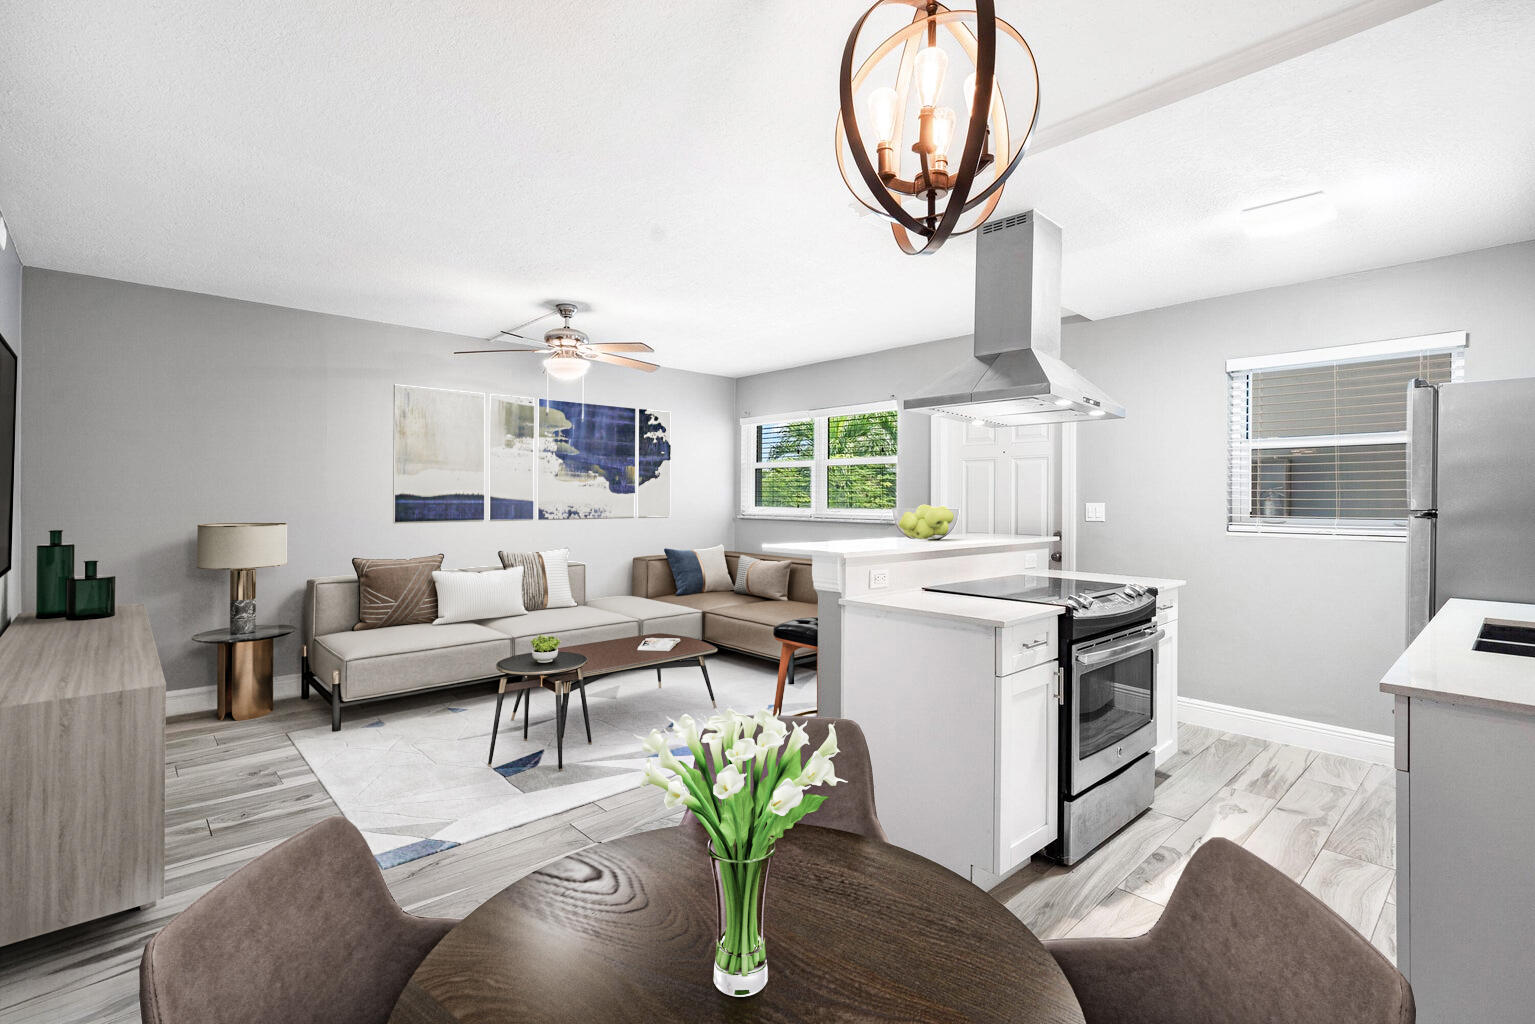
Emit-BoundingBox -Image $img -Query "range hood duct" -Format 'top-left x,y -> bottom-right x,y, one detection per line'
902,211 -> 1125,426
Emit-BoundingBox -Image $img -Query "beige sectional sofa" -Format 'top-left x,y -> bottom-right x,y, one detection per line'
301,562 -> 698,730
630,551 -> 818,662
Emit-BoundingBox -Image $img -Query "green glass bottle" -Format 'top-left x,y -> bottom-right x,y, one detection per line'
37,529 -> 74,619
67,561 -> 116,620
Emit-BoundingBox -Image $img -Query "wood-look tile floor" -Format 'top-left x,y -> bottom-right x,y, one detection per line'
0,693 -> 1395,1024
992,722 -> 1398,965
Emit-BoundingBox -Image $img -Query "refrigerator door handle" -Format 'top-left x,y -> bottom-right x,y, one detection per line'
1407,379 -> 1438,513
1407,512 -> 1436,643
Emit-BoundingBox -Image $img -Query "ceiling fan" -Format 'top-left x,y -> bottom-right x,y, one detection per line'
455,301 -> 657,381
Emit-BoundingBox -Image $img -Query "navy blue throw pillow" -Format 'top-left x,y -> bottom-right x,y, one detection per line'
664,547 -> 705,595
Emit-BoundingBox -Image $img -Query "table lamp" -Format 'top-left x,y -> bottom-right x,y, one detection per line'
197,523 -> 288,634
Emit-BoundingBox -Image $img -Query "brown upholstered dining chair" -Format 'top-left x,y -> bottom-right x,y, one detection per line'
140,816 -> 456,1024
1045,838 -> 1414,1024
680,716 -> 886,842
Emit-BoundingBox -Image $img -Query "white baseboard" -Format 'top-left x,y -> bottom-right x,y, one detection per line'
166,673 -> 304,718
1177,695 -> 1394,766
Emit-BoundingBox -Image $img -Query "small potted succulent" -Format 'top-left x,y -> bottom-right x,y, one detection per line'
530,634 -> 561,664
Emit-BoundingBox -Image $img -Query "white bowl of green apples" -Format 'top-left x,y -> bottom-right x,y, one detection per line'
895,504 -> 958,541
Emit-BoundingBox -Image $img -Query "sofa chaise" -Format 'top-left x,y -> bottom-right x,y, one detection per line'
300,562 -> 697,730
630,551 -> 819,663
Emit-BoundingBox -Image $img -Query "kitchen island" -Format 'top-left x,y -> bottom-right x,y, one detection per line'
1381,598 -> 1535,1024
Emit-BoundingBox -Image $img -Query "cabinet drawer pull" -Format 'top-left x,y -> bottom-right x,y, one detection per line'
1157,603 -> 1174,611
1020,638 -> 1049,650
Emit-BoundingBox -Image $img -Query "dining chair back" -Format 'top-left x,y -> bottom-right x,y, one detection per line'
1045,837 -> 1413,1024
140,816 -> 456,1024
680,716 -> 886,842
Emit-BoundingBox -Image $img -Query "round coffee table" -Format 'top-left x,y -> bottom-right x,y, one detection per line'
192,624 -> 296,721
489,652 -> 589,770
389,826 -> 1085,1023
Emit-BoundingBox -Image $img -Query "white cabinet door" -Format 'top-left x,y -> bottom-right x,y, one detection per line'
1155,619 -> 1179,764
995,660 -> 1059,874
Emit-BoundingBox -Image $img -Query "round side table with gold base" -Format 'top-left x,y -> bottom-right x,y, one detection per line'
192,624 -> 296,720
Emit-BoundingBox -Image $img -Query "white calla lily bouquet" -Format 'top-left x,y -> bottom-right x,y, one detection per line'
638,708 -> 842,994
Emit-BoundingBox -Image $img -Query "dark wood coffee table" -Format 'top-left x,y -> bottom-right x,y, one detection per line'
566,633 -> 717,706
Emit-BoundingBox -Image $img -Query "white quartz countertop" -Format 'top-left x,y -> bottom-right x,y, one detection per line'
761,534 -> 1055,562
841,589 -> 1064,627
1381,598 -> 1535,715
1033,568 -> 1187,591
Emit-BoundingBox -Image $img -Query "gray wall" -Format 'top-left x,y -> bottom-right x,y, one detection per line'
734,335 -> 969,550
0,239 -> 19,625
1065,240 -> 1535,734
20,270 -> 738,691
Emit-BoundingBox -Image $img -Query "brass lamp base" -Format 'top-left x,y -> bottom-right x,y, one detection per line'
215,638 -> 275,720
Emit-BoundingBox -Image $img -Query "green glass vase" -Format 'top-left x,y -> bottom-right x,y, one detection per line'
37,530 -> 74,619
67,561 -> 116,620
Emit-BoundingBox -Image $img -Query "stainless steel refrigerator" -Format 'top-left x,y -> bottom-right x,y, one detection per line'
1407,377 -> 1535,642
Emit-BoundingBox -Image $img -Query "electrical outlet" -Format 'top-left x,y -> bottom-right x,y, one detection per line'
1085,502 -> 1107,523
1023,552 -> 1040,569
869,568 -> 890,589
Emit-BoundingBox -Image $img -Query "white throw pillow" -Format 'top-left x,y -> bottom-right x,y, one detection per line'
539,548 -> 577,609
696,544 -> 733,593
431,567 -> 526,624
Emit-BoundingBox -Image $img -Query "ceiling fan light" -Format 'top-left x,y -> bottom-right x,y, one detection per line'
543,354 -> 590,382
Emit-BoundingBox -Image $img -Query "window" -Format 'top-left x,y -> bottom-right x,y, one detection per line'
1227,333 -> 1465,537
741,403 -> 899,519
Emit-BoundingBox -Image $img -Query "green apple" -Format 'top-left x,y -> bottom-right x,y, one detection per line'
898,511 -> 918,533
914,519 -> 935,538
935,521 -> 950,535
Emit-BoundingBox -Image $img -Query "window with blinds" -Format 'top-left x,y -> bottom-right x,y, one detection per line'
741,403 -> 899,518
1227,334 -> 1466,537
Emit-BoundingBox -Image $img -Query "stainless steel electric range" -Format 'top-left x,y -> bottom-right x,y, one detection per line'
925,575 -> 1162,865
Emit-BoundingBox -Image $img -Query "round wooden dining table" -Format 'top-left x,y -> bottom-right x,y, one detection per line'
388,825 -> 1085,1024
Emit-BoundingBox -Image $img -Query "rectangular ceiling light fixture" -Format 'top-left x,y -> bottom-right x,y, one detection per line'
1239,190 -> 1336,237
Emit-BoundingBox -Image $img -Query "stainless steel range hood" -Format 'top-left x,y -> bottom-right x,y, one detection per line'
902,211 -> 1124,426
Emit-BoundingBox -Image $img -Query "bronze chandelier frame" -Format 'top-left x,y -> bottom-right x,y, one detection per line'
837,0 -> 1040,255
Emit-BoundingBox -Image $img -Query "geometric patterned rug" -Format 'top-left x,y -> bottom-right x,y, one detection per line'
288,654 -> 814,868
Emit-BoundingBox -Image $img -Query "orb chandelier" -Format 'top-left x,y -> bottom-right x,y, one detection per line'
836,0 -> 1039,255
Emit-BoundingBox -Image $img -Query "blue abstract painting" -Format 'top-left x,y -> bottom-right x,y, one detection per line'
637,409 -> 671,517
394,385 -> 485,521
538,400 -> 637,519
488,395 -> 537,520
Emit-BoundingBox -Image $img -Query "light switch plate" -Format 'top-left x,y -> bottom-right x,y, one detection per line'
869,568 -> 890,589
1085,502 -> 1107,522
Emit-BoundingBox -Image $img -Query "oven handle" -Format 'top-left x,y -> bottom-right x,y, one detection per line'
1074,628 -> 1165,668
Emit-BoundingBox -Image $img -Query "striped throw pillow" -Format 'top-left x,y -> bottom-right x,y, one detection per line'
734,555 -> 792,600
351,554 -> 444,630
498,550 -> 548,610
432,567 -> 526,624
540,548 -> 577,609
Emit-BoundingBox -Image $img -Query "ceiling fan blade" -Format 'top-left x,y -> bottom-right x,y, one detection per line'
454,348 -> 547,355
591,353 -> 659,372
587,342 -> 655,353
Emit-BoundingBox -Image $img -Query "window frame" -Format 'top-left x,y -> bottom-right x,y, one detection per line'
739,401 -> 899,522
1225,332 -> 1466,540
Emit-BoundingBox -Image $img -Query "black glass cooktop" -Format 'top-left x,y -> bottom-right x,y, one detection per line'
924,575 -> 1136,606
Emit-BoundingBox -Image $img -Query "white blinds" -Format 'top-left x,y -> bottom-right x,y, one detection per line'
1227,336 -> 1465,536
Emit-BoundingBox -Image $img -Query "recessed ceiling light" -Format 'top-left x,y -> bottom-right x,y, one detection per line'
1239,191 -> 1335,237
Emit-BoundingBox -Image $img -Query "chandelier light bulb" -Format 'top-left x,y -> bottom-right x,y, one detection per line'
913,45 -> 948,108
543,354 -> 590,382
930,106 -> 957,161
868,86 -> 899,143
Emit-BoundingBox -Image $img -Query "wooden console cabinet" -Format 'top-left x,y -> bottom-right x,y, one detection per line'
0,605 -> 165,946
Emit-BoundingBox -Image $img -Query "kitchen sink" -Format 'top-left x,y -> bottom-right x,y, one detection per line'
1473,618 -> 1535,658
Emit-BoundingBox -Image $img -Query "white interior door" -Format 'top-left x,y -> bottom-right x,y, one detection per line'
932,417 -> 1068,565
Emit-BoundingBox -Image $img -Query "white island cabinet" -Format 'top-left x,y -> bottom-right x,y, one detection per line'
839,590 -> 1063,883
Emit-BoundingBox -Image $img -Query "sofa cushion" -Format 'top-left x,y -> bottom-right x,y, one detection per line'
704,600 -> 819,659
587,595 -> 703,639
311,623 -> 509,701
707,599 -> 819,628
351,554 -> 444,630
654,592 -> 762,612
479,605 -> 640,654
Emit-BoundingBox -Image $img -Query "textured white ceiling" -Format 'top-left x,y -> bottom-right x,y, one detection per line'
0,0 -> 1530,377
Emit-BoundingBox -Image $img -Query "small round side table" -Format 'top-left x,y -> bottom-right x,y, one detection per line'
192,624 -> 295,721
490,652 -> 589,769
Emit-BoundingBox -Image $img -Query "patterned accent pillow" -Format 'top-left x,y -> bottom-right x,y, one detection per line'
498,550 -> 548,611
734,555 -> 792,600
351,554 -> 444,630
665,545 -> 733,595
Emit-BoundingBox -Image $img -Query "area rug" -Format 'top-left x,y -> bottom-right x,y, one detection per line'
288,654 -> 815,867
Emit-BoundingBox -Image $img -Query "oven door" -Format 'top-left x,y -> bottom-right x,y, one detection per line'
1067,623 -> 1163,794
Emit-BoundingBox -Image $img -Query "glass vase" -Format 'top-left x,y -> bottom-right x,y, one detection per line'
709,841 -> 773,998
36,530 -> 74,619
67,561 -> 116,620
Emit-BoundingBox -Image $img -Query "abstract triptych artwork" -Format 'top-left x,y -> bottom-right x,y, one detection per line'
392,385 -> 670,522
